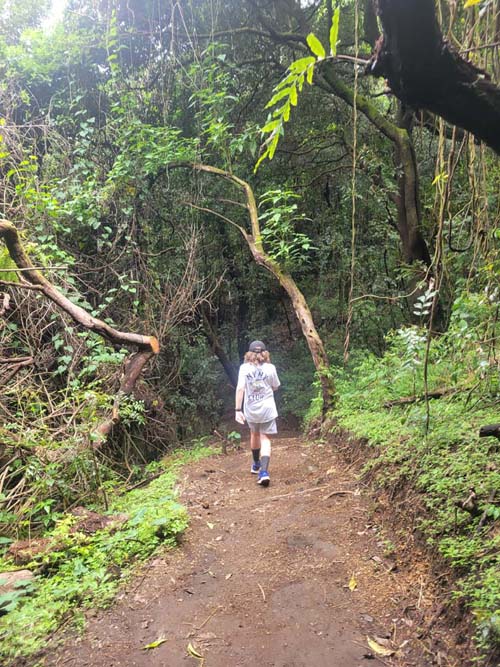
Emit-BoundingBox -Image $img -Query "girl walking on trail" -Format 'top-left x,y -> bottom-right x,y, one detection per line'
235,340 -> 280,487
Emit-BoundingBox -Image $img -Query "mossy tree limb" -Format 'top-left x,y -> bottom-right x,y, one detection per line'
369,0 -> 500,155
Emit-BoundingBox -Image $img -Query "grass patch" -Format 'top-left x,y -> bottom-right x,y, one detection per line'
0,443 -> 214,663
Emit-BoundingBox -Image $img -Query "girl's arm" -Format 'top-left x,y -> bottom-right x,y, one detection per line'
235,367 -> 246,422
235,387 -> 245,411
271,366 -> 281,391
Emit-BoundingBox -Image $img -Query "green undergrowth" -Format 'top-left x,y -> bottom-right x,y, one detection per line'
316,292 -> 500,658
0,443 -> 214,663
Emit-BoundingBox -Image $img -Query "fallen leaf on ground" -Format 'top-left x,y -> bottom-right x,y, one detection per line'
366,636 -> 395,657
374,635 -> 392,647
348,573 -> 357,591
142,636 -> 167,650
206,522 -> 214,529
225,573 -> 232,579
187,642 -> 204,659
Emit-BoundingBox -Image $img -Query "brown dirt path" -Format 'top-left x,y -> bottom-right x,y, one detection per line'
46,435 -> 453,667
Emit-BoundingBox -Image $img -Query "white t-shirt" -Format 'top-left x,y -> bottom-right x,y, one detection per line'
237,362 -> 280,423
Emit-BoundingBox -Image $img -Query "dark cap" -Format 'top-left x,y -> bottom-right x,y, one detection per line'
249,340 -> 266,353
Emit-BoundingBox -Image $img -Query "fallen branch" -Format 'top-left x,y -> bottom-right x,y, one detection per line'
196,606 -> 221,631
479,424 -> 500,441
475,490 -> 498,534
0,356 -> 33,364
455,487 -> 481,518
0,357 -> 35,385
323,490 -> 355,500
0,220 -> 159,447
384,388 -> 457,408
269,485 -> 329,502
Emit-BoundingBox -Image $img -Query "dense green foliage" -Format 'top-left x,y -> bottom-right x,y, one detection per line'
313,290 -> 499,652
0,0 -> 498,662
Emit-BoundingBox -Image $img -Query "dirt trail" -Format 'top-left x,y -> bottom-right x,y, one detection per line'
47,435 -> 454,667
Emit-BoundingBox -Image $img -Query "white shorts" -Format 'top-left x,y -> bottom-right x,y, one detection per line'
247,419 -> 277,435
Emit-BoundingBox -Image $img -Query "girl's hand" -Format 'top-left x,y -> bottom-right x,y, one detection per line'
235,410 -> 246,424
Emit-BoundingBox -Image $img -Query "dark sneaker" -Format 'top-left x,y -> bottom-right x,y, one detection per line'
257,470 -> 270,487
251,462 -> 261,474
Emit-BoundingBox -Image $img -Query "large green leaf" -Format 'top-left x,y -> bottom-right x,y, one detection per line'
268,133 -> 280,160
289,56 -> 316,74
142,637 -> 168,650
306,33 -> 326,59
330,6 -> 340,56
261,118 -> 281,134
265,87 -> 292,108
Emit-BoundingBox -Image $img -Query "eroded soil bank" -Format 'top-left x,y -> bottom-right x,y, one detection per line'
45,435 -> 465,667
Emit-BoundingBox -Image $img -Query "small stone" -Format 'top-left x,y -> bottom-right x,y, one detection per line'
0,569 -> 34,595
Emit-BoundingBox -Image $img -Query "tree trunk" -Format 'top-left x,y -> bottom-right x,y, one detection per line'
363,0 -> 379,47
394,106 -> 431,267
251,248 -> 336,417
369,0 -> 500,155
200,307 -> 239,388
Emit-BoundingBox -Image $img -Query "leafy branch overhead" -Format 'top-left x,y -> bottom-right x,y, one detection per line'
255,7 -> 340,171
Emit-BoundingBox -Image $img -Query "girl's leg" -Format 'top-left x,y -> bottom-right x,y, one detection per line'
259,434 -> 272,473
250,431 -> 261,451
250,431 -> 261,472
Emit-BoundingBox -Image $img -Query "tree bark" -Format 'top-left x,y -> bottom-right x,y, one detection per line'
369,0 -> 500,155
384,387 -> 456,407
394,105 -> 431,267
251,249 -> 336,416
0,220 -> 159,446
363,0 -> 379,47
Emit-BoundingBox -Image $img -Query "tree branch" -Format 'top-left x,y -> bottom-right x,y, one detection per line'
0,220 -> 159,447
196,26 -> 306,45
368,0 -> 500,154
